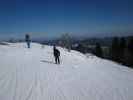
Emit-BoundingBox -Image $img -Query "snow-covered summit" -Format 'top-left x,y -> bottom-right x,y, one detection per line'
0,43 -> 133,100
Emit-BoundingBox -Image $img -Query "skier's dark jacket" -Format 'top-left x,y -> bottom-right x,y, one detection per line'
54,47 -> 60,57
25,34 -> 30,42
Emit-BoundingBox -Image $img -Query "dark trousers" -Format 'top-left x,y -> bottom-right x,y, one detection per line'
27,42 -> 30,48
55,56 -> 60,64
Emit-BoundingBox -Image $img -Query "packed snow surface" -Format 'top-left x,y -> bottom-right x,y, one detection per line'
0,43 -> 133,100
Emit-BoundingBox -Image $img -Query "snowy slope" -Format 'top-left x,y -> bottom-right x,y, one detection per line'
0,43 -> 133,100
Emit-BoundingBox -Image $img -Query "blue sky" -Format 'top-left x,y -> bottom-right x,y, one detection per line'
0,0 -> 133,39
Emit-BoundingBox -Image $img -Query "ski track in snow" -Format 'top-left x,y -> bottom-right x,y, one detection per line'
0,43 -> 133,100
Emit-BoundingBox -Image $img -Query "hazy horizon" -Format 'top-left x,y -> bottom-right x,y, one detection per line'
0,0 -> 133,40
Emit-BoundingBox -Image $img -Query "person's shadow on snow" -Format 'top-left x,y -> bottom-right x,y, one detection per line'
40,60 -> 56,64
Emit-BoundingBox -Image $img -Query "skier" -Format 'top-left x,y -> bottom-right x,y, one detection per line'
53,46 -> 60,64
25,34 -> 31,48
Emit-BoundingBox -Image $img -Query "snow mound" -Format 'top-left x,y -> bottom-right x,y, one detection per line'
0,42 -> 133,100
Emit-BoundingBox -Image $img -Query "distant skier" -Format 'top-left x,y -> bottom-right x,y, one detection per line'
25,34 -> 31,48
53,46 -> 60,64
